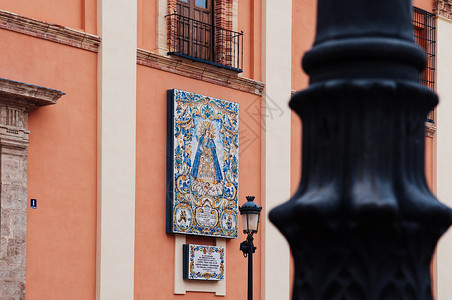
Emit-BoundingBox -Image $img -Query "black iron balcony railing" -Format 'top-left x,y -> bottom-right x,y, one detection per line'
412,7 -> 436,123
166,13 -> 243,72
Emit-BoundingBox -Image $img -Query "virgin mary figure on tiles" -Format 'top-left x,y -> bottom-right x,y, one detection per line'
191,121 -> 223,197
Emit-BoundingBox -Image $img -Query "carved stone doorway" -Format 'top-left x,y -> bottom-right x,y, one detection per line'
0,78 -> 64,299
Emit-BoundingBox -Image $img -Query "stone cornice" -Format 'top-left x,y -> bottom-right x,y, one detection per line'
434,0 -> 452,20
137,49 -> 265,96
0,10 -> 100,52
425,121 -> 436,138
0,77 -> 65,110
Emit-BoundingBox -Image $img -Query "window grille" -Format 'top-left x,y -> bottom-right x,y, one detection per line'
166,14 -> 244,72
412,6 -> 436,123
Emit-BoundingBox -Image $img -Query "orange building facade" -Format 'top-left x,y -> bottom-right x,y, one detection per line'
0,0 -> 451,299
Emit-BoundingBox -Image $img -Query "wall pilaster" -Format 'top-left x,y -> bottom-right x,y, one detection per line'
96,0 -> 137,298
434,13 -> 452,300
261,0 -> 292,299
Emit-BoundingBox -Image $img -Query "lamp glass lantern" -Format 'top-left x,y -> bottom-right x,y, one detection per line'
239,196 -> 262,234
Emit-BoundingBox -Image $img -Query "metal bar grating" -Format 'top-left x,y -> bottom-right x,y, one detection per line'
166,13 -> 243,72
412,6 -> 436,123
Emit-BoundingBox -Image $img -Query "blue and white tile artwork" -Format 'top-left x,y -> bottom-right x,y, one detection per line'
168,89 -> 239,238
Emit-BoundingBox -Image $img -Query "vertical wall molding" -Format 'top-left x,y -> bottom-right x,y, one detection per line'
261,0 -> 292,299
434,15 -> 452,300
156,0 -> 169,55
96,0 -> 137,299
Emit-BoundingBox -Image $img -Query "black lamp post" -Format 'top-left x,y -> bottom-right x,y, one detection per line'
269,0 -> 452,299
239,196 -> 262,300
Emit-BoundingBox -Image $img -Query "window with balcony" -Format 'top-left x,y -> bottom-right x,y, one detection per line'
166,0 -> 243,72
412,6 -> 436,123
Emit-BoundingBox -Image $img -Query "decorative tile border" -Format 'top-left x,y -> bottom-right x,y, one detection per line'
0,10 -> 100,52
137,49 -> 265,95
434,0 -> 452,20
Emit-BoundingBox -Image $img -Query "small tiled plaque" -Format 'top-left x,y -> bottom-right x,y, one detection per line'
183,244 -> 225,281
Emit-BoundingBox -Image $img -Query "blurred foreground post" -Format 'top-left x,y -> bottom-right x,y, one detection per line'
269,0 -> 452,299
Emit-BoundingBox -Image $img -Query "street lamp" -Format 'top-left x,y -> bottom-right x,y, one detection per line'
239,196 -> 262,300
268,0 -> 452,298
